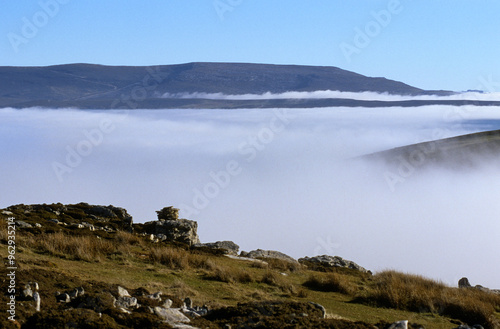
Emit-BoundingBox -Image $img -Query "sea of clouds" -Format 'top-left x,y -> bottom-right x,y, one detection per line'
1,105 -> 499,288
162,90 -> 500,102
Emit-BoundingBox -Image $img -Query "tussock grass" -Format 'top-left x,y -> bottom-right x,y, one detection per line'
21,232 -> 116,262
361,270 -> 500,329
149,245 -> 214,271
209,265 -> 254,284
303,272 -> 358,295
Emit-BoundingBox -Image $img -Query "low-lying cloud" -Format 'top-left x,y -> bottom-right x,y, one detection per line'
162,90 -> 500,102
1,106 -> 499,289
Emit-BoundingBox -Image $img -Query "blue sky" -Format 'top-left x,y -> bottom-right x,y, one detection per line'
1,1 -> 500,92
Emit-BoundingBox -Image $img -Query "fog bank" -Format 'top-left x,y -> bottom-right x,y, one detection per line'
1,106 -> 499,289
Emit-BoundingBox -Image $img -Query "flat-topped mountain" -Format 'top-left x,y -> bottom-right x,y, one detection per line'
0,62 -> 461,109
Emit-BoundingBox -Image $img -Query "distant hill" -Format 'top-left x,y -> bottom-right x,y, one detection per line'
363,129 -> 500,169
0,62 -> 477,109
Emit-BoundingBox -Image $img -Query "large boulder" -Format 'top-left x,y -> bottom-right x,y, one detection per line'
156,206 -> 179,221
458,277 -> 472,288
144,208 -> 200,246
299,255 -> 370,273
240,249 -> 298,263
193,241 -> 240,255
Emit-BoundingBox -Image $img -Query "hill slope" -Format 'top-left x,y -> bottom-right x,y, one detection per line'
363,129 -> 500,169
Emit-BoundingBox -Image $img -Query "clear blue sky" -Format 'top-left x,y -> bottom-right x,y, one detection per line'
1,1 -> 499,92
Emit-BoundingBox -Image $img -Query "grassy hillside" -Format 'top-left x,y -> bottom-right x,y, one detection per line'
1,204 -> 499,328
363,129 -> 500,169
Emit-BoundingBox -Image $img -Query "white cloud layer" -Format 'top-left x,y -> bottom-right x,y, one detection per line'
162,90 -> 500,102
1,106 -> 500,289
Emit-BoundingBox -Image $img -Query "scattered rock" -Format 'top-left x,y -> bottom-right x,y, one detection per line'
458,277 -> 500,294
240,249 -> 298,263
1,210 -> 14,215
117,286 -> 130,297
299,255 -> 370,273
33,292 -> 41,312
147,291 -> 162,301
194,241 -> 240,255
15,220 -> 32,228
154,307 -> 191,324
388,320 -> 408,329
56,293 -> 71,303
114,296 -> 138,309
21,282 -> 39,300
163,299 -> 173,308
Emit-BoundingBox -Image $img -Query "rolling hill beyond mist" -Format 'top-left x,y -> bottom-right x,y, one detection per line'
0,62 -> 468,109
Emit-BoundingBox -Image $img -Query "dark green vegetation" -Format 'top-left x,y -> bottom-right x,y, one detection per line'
1,203 -> 499,328
0,62 -> 481,109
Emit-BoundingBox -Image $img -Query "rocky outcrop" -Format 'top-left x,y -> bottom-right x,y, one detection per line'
143,218 -> 200,246
240,249 -> 298,263
193,241 -> 240,255
143,207 -> 200,246
458,277 -> 500,295
459,277 -> 472,288
2,203 -> 134,232
299,255 -> 370,274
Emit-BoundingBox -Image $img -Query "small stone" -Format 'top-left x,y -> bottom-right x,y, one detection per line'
163,299 -> 173,308
184,297 -> 192,309
117,286 -> 130,297
147,291 -> 162,301
57,293 -> 71,303
33,292 -> 41,312
389,320 -> 408,329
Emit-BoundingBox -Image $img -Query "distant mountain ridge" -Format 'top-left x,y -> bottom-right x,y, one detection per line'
0,62 -> 490,109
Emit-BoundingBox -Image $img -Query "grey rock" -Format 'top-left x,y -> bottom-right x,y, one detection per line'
115,296 -> 138,309
117,286 -> 130,297
147,291 -> 162,301
154,307 -> 191,323
35,223 -> 42,228
388,320 -> 408,329
163,299 -> 173,308
224,254 -> 268,265
47,218 -> 59,224
144,218 -> 200,246
299,255 -> 370,273
21,286 -> 33,299
2,210 -> 14,215
15,220 -> 32,228
57,293 -> 71,303
156,206 -> 179,221
308,302 -> 326,319
240,249 -> 298,263
458,277 -> 472,288
194,241 -> 240,256
33,292 -> 41,312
